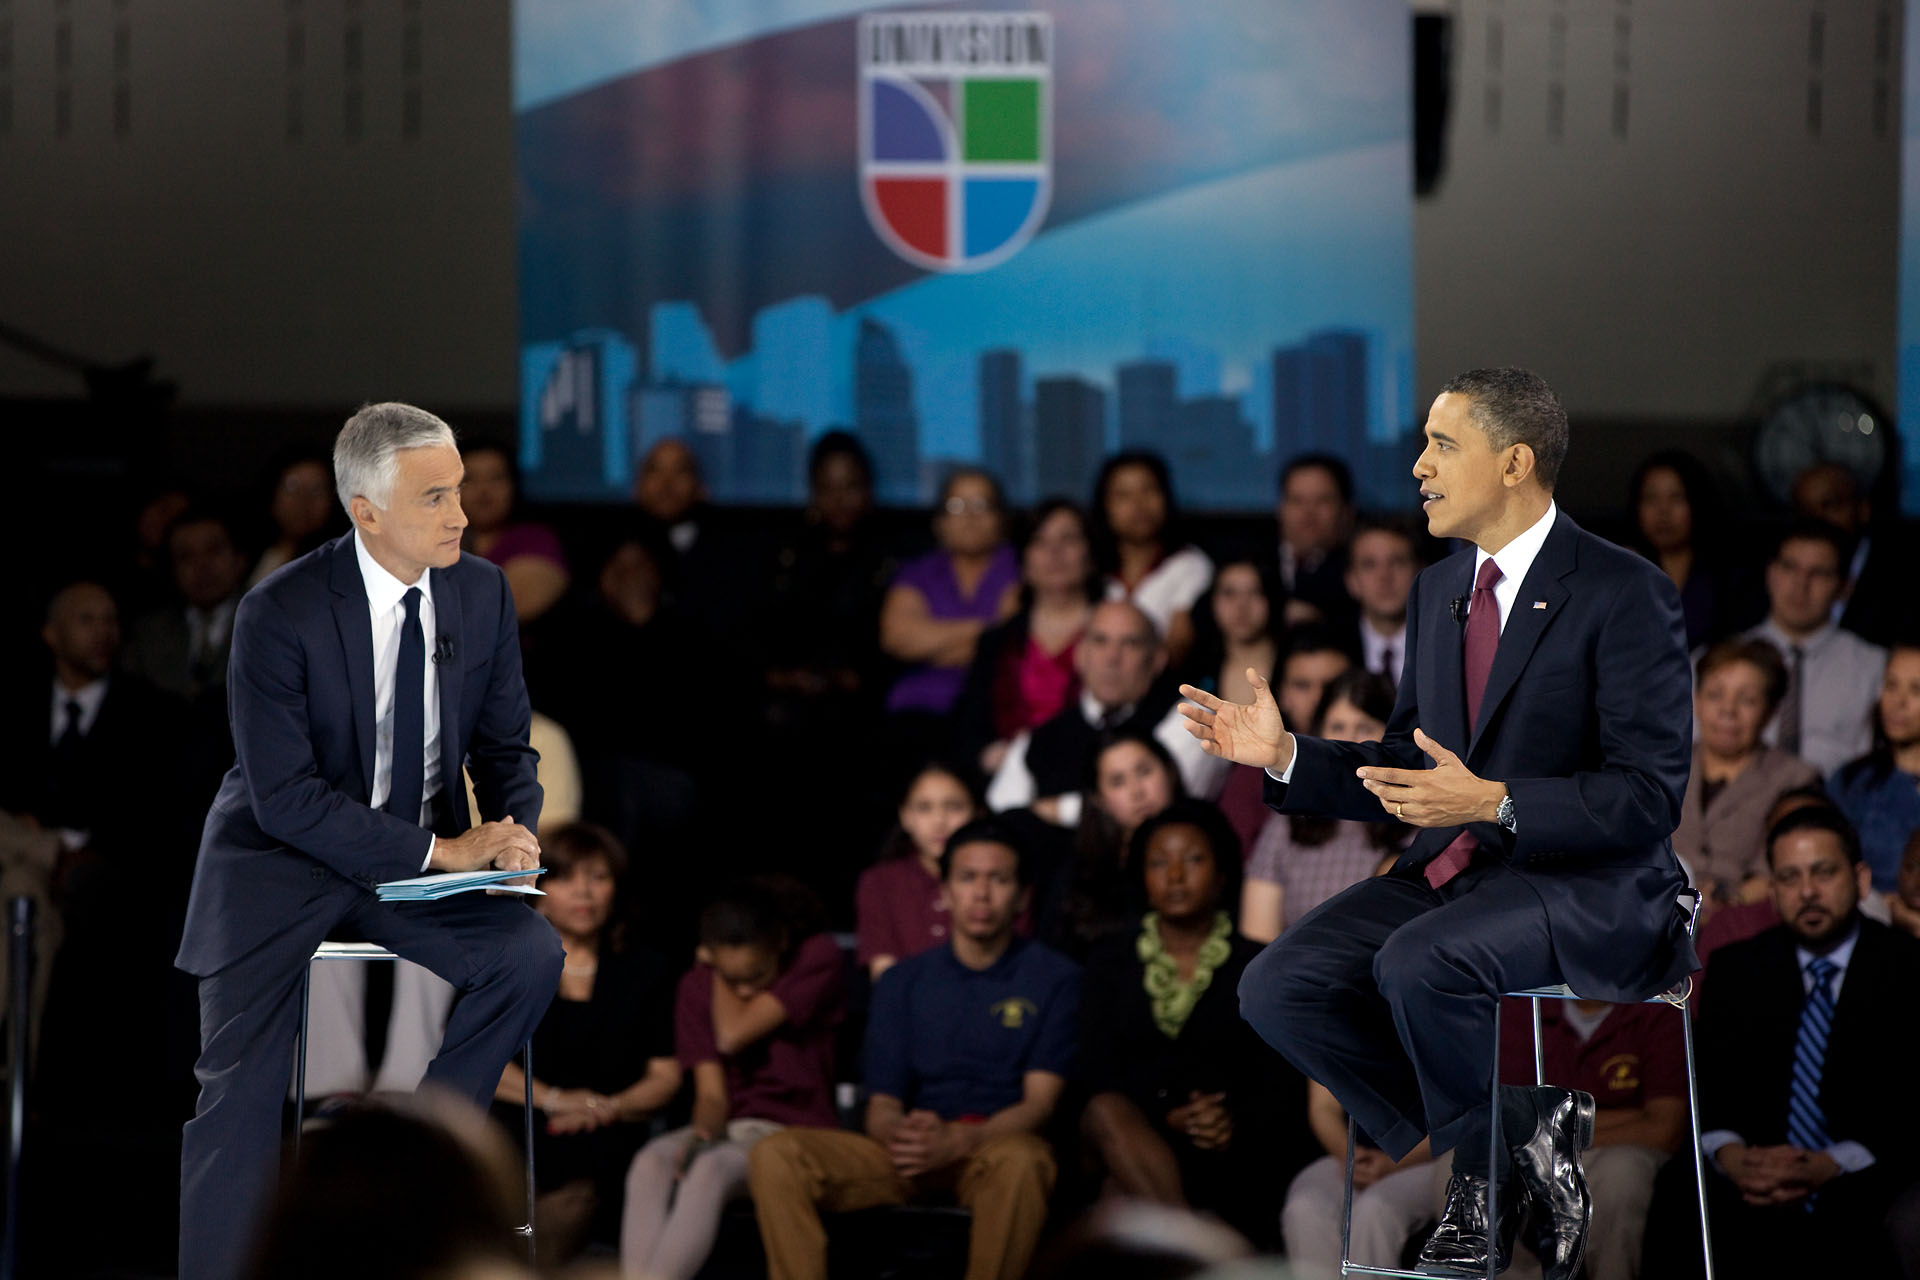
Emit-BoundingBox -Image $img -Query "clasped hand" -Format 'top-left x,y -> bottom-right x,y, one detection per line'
1165,1091 -> 1233,1150
1718,1143 -> 1840,1205
430,815 -> 541,890
887,1109 -> 968,1177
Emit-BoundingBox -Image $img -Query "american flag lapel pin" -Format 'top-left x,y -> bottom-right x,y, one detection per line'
1532,601 -> 1547,610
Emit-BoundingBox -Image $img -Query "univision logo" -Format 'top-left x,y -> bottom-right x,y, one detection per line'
858,11 -> 1053,274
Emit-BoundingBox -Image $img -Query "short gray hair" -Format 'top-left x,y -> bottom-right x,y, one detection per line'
333,402 -> 457,514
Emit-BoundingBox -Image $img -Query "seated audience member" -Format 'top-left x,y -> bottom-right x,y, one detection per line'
1743,519 -> 1886,775
1184,555 -> 1285,852
1078,802 -> 1299,1247
122,506 -> 249,706
1275,625 -> 1355,731
1241,670 -> 1408,944
1889,827 -> 1920,942
1274,452 -> 1358,627
1790,460 -> 1907,647
1829,643 -> 1920,893
632,437 -> 755,633
248,1091 -> 531,1280
748,820 -> 1078,1280
460,441 -> 570,626
988,600 -> 1226,823
1283,1082 -> 1434,1280
857,763 -> 987,981
1039,733 -> 1184,960
1091,451 -> 1213,664
1491,997 -> 1688,1280
1627,451 -> 1736,650
1689,786 -> 1830,981
1642,807 -> 1920,1279
247,452 -> 342,587
1344,517 -> 1420,685
881,467 -> 1020,727
1675,639 -> 1819,910
489,824 -> 679,1261
955,499 -> 1098,778
623,878 -> 845,1280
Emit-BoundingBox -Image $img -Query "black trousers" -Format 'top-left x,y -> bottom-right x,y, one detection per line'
1237,863 -> 1560,1174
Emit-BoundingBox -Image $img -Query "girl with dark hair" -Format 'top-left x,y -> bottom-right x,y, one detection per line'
1076,799 -> 1296,1248
619,877 -> 844,1280
491,823 -> 681,1260
248,452 -> 344,587
1090,451 -> 1213,665
1829,644 -> 1920,892
1240,670 -> 1409,942
1628,449 -> 1733,648
1183,554 -> 1286,709
1039,732 -> 1186,959
954,498 -> 1101,776
461,440 -> 571,624
855,762 -> 986,981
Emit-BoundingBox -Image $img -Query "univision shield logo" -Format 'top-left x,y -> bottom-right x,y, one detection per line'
858,11 -> 1053,273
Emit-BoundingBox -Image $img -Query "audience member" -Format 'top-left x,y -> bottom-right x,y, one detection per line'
1889,828 -> 1920,942
1077,802 -> 1299,1247
987,600 -> 1225,825
1643,807 -> 1920,1279
119,481 -> 191,617
1274,625 -> 1355,734
1674,639 -> 1819,910
621,878 -> 845,1280
1240,670 -> 1408,944
1091,452 -> 1214,664
1274,453 -> 1357,627
880,467 -> 1020,730
1344,518 -> 1420,685
460,442 -> 570,626
1743,520 -> 1885,775
122,506 -> 249,705
955,498 -> 1099,779
1627,451 -> 1736,649
1828,643 -> 1920,893
1038,732 -> 1184,959
633,437 -> 754,636
748,819 -> 1078,1280
1184,555 -> 1284,709
1283,1080 -> 1433,1279
857,763 -> 987,981
1790,460 -> 1908,647
1491,997 -> 1688,1280
247,452 -> 342,587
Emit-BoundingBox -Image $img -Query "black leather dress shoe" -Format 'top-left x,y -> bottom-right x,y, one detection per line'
1416,1171 -> 1519,1276
1509,1086 -> 1596,1280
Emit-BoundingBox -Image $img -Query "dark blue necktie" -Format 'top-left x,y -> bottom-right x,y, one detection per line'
1786,956 -> 1837,1208
385,587 -> 424,823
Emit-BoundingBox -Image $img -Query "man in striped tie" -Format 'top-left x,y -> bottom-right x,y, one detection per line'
1644,805 -> 1920,1277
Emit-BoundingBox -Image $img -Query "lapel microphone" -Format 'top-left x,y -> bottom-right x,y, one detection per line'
1449,596 -> 1467,625
432,636 -> 454,665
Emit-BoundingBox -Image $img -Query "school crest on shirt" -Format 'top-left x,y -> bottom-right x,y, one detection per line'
858,10 -> 1053,272
990,997 -> 1038,1029
1602,1053 -> 1641,1093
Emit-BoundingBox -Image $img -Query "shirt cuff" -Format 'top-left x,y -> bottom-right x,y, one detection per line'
1263,734 -> 1300,784
1825,1140 -> 1875,1174
421,835 -> 435,873
1700,1130 -> 1742,1172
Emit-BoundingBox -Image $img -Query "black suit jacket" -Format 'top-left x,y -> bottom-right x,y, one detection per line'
176,535 -> 541,975
1267,509 -> 1697,1001
1697,919 -> 1920,1180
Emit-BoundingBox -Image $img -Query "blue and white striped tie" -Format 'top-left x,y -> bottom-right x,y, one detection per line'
1786,956 -> 1837,1207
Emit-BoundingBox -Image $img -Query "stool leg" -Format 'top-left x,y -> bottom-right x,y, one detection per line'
1340,1114 -> 1357,1275
1679,1001 -> 1714,1280
521,1040 -> 536,1265
294,960 -> 312,1162
1531,997 -> 1545,1087
1486,998 -> 1501,1280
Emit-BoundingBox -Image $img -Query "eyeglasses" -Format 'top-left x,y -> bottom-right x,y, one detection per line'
943,498 -> 998,516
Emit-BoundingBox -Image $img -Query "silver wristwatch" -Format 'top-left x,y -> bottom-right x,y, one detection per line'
1495,793 -> 1517,833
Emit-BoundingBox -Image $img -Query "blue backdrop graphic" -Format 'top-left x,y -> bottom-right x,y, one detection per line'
516,0 -> 1415,511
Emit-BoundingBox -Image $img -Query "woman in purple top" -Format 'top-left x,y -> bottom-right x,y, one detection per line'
620,879 -> 845,1280
855,763 -> 984,982
460,441 -> 570,624
880,468 -> 1020,717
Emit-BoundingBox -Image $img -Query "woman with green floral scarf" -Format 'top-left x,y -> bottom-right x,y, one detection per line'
1075,799 -> 1311,1249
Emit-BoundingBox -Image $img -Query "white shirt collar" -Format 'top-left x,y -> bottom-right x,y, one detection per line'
1474,500 -> 1557,592
1757,616 -> 1838,656
50,677 -> 109,740
1080,688 -> 1138,726
353,529 -> 435,614
1796,920 -> 1860,992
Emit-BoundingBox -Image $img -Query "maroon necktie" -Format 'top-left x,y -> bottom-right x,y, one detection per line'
1424,558 -> 1504,889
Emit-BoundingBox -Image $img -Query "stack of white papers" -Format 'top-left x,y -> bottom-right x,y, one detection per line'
376,868 -> 547,901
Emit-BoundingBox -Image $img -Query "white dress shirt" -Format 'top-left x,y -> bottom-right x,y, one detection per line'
1360,619 -> 1408,682
1744,618 -> 1885,777
48,678 -> 108,742
987,689 -> 1230,824
354,532 -> 444,868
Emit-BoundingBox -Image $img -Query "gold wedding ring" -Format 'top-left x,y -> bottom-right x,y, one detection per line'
1396,803 -> 1404,818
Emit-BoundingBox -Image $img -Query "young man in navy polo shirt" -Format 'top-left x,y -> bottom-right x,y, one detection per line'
749,817 -> 1080,1280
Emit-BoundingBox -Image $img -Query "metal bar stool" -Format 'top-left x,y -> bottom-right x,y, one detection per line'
1339,892 -> 1715,1279
294,940 -> 537,1265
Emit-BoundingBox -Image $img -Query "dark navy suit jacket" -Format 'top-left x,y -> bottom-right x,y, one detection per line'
176,534 -> 541,976
1268,509 -> 1697,1002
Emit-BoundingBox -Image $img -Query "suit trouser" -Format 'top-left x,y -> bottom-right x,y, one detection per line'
747,1127 -> 1055,1280
178,885 -> 563,1280
1238,864 -> 1559,1175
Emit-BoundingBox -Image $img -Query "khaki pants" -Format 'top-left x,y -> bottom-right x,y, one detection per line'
748,1127 -> 1055,1280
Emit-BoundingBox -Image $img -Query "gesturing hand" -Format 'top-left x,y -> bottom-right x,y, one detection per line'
1177,669 -> 1290,772
1355,728 -> 1504,828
